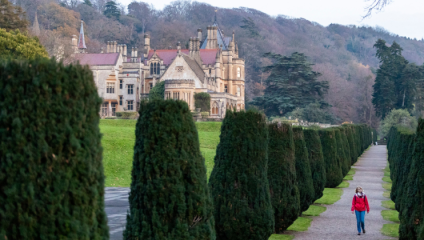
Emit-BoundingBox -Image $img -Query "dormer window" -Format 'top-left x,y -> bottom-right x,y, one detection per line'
150,62 -> 161,75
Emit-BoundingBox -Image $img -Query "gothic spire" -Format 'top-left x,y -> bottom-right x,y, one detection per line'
32,12 -> 40,36
78,20 -> 87,50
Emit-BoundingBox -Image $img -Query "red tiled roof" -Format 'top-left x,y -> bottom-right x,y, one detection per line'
74,53 -> 119,66
147,49 -> 218,66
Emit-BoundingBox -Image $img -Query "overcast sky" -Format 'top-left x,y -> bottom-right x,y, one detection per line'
117,0 -> 423,39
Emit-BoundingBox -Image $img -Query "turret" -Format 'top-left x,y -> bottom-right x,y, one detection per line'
77,20 -> 87,53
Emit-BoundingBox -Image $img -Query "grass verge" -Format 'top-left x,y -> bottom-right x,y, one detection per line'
287,217 -> 312,232
381,223 -> 400,238
382,176 -> 392,183
314,188 -> 343,205
343,175 -> 353,181
303,205 -> 326,216
382,210 -> 399,222
382,200 -> 395,210
383,182 -> 392,191
268,234 -> 294,240
383,191 -> 390,198
337,181 -> 349,188
348,168 -> 356,175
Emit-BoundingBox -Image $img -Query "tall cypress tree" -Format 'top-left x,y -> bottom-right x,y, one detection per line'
304,129 -> 326,201
0,58 -> 108,239
319,129 -> 343,188
395,133 -> 415,212
343,125 -> 357,165
209,111 -> 274,240
341,128 -> 352,170
293,127 -> 314,213
267,123 -> 300,233
334,128 -> 349,176
124,100 -> 215,240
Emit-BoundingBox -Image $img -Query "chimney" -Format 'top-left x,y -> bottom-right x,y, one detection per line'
144,34 -> 150,47
123,44 -> 127,56
197,28 -> 202,41
106,41 -> 110,53
71,35 -> 77,53
177,42 -> 181,53
113,41 -> 117,53
189,37 -> 193,55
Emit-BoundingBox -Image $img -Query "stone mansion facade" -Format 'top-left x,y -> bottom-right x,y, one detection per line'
72,18 -> 245,119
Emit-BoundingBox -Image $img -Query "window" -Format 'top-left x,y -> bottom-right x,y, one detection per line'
101,102 -> 108,116
119,96 -> 123,105
120,80 -> 123,89
165,92 -> 171,99
127,100 -> 133,110
156,63 -> 160,75
173,92 -> 179,100
111,103 -> 116,116
209,68 -> 211,75
237,87 -> 241,97
150,63 -> 154,75
149,83 -> 153,91
128,84 -> 133,94
106,82 -> 115,94
237,67 -> 241,78
224,85 -> 228,93
212,102 -> 218,115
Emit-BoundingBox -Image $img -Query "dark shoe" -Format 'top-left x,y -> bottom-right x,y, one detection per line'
358,233 -> 361,235
363,229 -> 366,234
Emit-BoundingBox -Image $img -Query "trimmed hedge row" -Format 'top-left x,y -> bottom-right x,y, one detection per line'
387,121 -> 424,240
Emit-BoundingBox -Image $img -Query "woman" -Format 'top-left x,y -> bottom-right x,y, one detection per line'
351,186 -> 370,235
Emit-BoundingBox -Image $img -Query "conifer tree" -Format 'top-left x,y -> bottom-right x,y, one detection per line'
0,58 -> 108,239
0,0 -> 28,32
334,128 -> 349,176
124,100 -> 215,240
209,111 -> 274,240
267,123 -> 300,233
293,127 -> 314,212
319,129 -> 343,188
399,119 -> 424,240
344,125 -> 357,164
304,129 -> 326,201
341,128 -> 352,170
395,133 -> 415,212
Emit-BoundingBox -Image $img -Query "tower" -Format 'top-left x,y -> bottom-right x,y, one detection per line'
78,20 -> 87,53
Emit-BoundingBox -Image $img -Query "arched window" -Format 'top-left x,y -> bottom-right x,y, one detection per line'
153,63 -> 157,75
156,63 -> 160,75
237,67 -> 241,78
212,102 -> 218,115
150,63 -> 153,75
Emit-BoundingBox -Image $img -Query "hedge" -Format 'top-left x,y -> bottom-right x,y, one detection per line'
319,129 -> 343,188
194,92 -> 211,112
0,58 -> 108,239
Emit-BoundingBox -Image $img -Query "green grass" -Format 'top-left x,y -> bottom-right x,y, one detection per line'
268,234 -> 294,240
343,175 -> 353,180
348,168 -> 356,175
314,188 -> 343,205
101,120 -> 221,187
337,181 -> 349,188
287,217 -> 312,232
382,176 -> 392,183
382,210 -> 399,222
383,191 -> 391,198
303,205 -> 326,216
381,223 -> 400,238
384,170 -> 390,177
382,200 -> 395,210
383,182 -> 392,191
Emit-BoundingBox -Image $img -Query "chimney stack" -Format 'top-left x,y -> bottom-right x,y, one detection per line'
177,42 -> 181,53
197,28 -> 202,41
71,35 -> 77,53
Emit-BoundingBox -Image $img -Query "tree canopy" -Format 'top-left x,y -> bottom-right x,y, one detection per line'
0,0 -> 29,32
0,29 -> 49,60
103,1 -> 120,19
251,52 -> 329,117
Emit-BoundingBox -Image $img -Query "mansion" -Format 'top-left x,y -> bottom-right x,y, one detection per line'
72,18 -> 245,119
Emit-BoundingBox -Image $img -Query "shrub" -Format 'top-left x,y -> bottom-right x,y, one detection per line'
209,110 -> 274,240
319,129 -> 343,188
334,128 -> 349,176
380,109 -> 417,137
194,92 -> 211,112
201,111 -> 209,118
341,127 -> 352,168
149,81 -> 165,100
124,100 -> 215,239
267,123 -> 300,233
0,58 -> 108,239
0,29 -> 48,60
343,125 -> 357,165
116,111 -> 138,119
304,129 -> 326,201
293,127 -> 314,213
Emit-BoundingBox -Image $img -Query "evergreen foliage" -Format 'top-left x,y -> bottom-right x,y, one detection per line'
267,123 -> 300,233
104,1 -> 121,19
340,128 -> 352,172
372,128 -> 378,144
286,102 -> 335,124
380,108 -> 417,137
0,58 -> 108,239
0,0 -> 28,32
124,100 -> 215,240
0,29 -> 48,60
209,110 -> 274,240
343,125 -> 357,164
293,127 -> 314,212
250,52 -> 329,116
83,0 -> 93,7
149,81 -> 165,100
303,129 -> 326,202
398,119 -> 424,240
319,129 -> 343,188
334,128 -> 349,176
194,92 -> 211,112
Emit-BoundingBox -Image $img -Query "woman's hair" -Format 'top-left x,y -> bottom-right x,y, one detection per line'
355,186 -> 363,193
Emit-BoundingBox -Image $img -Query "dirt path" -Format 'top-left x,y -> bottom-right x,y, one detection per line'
293,146 -> 396,240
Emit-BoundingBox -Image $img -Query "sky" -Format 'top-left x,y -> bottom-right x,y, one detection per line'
117,0 -> 424,39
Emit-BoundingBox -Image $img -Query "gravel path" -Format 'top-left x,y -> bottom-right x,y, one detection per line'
105,187 -> 129,240
293,145 -> 396,240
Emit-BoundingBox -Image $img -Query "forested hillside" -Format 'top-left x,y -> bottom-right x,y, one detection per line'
11,0 -> 424,125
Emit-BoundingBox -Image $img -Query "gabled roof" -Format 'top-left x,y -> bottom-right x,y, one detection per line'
182,55 -> 205,83
147,49 -> 218,66
74,53 -> 119,66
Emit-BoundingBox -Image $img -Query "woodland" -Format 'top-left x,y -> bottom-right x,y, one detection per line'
7,0 -> 424,126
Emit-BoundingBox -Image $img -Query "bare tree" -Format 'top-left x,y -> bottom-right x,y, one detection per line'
363,0 -> 392,18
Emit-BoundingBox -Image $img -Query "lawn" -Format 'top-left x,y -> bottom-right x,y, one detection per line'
381,223 -> 400,238
382,210 -> 399,222
382,200 -> 395,210
303,205 -> 327,216
381,162 -> 400,238
100,119 -> 221,187
314,188 -> 343,205
337,181 -> 349,188
287,217 -> 313,231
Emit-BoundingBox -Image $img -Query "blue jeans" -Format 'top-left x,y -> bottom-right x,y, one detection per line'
355,210 -> 365,233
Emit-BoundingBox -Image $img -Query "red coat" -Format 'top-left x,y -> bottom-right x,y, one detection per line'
351,194 -> 370,212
